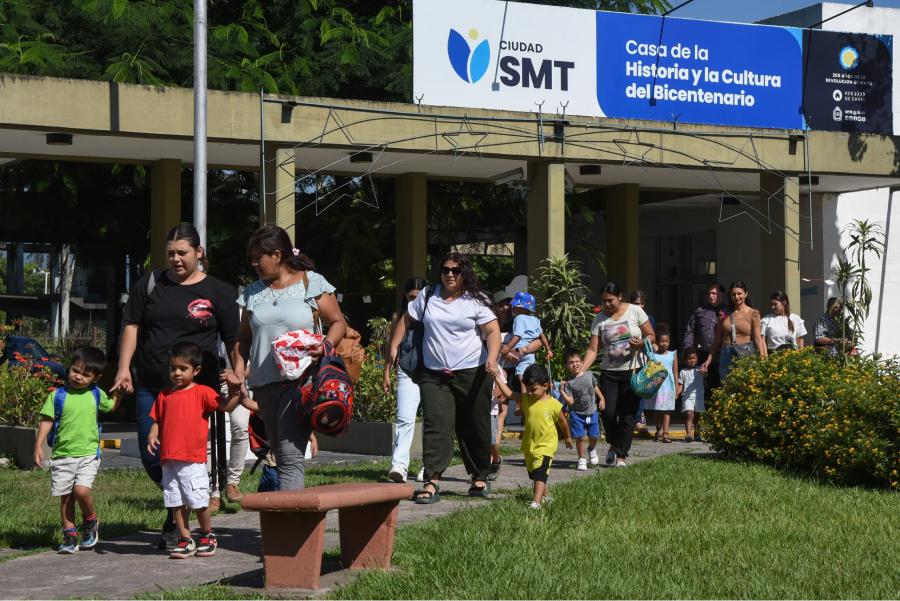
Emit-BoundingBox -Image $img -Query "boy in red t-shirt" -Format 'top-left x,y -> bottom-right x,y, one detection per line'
147,342 -> 239,559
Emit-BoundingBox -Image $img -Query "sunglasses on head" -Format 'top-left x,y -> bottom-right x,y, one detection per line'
440,266 -> 462,276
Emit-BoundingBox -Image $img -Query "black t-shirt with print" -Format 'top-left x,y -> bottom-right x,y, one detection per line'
123,271 -> 240,390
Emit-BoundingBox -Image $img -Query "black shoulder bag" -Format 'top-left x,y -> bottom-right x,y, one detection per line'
398,286 -> 435,383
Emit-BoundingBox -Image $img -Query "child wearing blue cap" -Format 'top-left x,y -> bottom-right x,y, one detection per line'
499,291 -> 553,391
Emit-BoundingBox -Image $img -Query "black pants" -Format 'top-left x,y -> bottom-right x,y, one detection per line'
420,365 -> 493,481
600,370 -> 641,458
697,349 -> 721,404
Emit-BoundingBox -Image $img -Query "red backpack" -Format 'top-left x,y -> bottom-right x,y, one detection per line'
297,353 -> 354,436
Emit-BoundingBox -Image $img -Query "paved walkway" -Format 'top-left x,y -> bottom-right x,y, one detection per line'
0,438 -> 710,599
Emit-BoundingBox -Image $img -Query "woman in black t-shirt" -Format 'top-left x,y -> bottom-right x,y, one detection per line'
112,223 -> 240,548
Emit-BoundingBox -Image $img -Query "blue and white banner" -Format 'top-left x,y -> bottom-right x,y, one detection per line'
412,0 -> 893,132
595,12 -> 803,129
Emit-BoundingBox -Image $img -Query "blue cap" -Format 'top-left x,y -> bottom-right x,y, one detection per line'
510,291 -> 536,312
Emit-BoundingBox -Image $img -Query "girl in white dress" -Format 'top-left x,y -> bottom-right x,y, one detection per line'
647,324 -> 678,443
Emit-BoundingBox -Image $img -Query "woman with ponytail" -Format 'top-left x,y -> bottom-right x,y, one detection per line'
761,291 -> 807,351
113,223 -> 241,549
236,224 -> 347,491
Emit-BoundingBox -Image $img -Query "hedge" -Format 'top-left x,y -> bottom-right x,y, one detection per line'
704,348 -> 900,489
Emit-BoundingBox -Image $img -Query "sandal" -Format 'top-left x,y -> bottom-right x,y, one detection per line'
654,430 -> 661,441
467,481 -> 491,498
413,481 -> 441,504
662,433 -> 672,443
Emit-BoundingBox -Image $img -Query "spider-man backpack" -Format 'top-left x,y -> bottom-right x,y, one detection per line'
297,352 -> 354,436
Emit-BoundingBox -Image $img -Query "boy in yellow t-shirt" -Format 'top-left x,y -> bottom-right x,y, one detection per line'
33,347 -> 120,554
492,364 -> 572,509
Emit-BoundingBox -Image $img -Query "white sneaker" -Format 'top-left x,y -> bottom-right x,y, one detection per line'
615,459 -> 627,468
528,501 -> 542,510
416,467 -> 425,482
541,495 -> 553,506
576,457 -> 588,471
588,449 -> 600,466
387,467 -> 407,483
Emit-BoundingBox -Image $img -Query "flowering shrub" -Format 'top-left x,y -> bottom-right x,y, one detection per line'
705,348 -> 900,489
0,351 -> 61,428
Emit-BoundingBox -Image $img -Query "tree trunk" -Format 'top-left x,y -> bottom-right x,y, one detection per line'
59,245 -> 75,338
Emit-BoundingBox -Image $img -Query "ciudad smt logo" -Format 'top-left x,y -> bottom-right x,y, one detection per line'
447,26 -> 575,90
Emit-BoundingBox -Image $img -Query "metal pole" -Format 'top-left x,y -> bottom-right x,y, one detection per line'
193,0 -> 208,249
259,88 -> 266,224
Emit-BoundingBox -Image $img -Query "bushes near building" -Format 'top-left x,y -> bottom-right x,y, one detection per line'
705,348 -> 900,489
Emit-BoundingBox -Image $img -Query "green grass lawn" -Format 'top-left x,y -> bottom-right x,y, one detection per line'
0,457 -> 393,557
330,454 -> 899,600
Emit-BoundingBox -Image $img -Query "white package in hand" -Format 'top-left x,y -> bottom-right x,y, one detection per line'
271,329 -> 325,380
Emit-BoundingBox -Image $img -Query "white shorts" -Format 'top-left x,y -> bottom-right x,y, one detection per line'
682,393 -> 705,413
50,455 -> 100,496
162,460 -> 210,509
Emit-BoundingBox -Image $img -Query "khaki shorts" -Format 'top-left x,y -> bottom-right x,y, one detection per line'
162,460 -> 210,509
50,455 -> 100,496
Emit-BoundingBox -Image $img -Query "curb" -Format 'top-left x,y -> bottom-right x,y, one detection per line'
501,430 -> 699,441
100,439 -> 121,449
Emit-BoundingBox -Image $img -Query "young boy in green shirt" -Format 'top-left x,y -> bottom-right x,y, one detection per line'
34,346 -> 120,554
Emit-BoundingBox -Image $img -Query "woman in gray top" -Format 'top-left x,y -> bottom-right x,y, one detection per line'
236,225 -> 347,490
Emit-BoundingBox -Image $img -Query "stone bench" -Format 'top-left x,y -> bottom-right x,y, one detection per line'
242,482 -> 414,590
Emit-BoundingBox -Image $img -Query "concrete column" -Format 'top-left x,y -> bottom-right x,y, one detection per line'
263,143 -> 297,239
395,173 -> 428,289
605,184 -> 640,292
759,173 -> 801,306
526,161 -> 566,279
5,243 -> 25,295
150,159 -> 182,270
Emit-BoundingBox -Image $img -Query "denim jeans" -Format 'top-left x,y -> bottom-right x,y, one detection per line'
135,387 -> 162,485
390,369 -> 421,474
254,382 -> 313,491
719,347 -> 734,383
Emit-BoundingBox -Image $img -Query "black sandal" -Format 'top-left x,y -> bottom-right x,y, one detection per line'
413,481 -> 441,504
467,481 -> 491,498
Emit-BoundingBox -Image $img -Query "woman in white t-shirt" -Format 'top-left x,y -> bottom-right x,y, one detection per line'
761,291 -> 807,352
579,282 -> 655,468
388,253 -> 501,504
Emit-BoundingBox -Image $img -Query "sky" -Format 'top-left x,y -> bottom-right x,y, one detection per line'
674,0 -> 900,23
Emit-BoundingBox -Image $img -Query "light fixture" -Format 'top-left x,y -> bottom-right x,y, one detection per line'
579,164 -> 602,176
490,167 -> 525,185
802,277 -> 835,285
45,133 -> 73,146
349,151 -> 373,163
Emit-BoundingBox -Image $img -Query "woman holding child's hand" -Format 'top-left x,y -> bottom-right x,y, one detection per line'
237,225 -> 346,491
113,223 -> 241,549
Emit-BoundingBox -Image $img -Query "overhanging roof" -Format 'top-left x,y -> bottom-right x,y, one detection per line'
1,74 -> 899,194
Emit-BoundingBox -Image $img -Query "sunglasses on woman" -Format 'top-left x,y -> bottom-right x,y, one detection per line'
440,266 -> 462,276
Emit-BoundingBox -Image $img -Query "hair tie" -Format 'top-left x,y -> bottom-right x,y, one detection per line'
292,248 -> 300,256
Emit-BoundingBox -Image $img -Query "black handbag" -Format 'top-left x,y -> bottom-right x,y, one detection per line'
397,286 -> 434,382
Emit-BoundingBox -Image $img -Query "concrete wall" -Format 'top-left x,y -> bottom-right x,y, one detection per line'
823,187 -> 899,357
